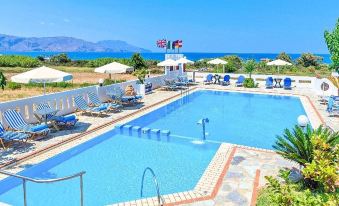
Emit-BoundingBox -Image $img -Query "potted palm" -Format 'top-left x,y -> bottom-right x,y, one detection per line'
133,68 -> 148,96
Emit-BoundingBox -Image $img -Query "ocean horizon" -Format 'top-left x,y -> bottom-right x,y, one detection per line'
0,51 -> 332,64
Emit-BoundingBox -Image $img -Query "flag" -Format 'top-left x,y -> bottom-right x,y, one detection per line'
166,41 -> 172,49
172,40 -> 177,49
177,40 -> 183,48
156,39 -> 166,48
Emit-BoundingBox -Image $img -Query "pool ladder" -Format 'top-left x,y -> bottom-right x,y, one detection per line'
140,167 -> 165,206
0,169 -> 85,206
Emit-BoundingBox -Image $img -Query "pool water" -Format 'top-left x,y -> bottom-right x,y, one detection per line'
0,90 -> 307,205
130,90 -> 307,149
0,131 -> 218,205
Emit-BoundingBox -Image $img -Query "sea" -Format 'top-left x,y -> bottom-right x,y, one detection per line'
0,51 -> 332,63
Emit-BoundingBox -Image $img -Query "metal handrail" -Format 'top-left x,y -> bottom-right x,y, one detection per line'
0,169 -> 85,206
140,167 -> 165,206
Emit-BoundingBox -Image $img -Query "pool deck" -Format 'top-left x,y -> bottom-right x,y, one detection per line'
0,83 -> 337,206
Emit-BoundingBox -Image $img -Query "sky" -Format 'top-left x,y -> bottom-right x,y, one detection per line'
0,0 -> 338,53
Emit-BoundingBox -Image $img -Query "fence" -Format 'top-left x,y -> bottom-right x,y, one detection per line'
0,75 -> 167,126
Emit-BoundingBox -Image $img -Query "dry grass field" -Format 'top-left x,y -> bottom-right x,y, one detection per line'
0,66 -> 156,102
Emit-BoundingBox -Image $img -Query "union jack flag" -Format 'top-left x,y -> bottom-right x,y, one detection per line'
156,39 -> 167,48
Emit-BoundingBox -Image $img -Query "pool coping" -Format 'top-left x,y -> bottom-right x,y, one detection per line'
0,86 -> 324,206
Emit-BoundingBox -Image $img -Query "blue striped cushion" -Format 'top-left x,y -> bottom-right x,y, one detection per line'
0,122 -> 5,136
3,110 -> 28,130
74,96 -> 90,110
36,103 -> 57,119
88,92 -> 102,105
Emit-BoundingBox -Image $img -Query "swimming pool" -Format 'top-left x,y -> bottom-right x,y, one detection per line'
130,90 -> 307,149
0,131 -> 219,205
0,90 -> 308,205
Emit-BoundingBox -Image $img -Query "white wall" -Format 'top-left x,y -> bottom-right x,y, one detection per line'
0,75 -> 167,126
187,72 -> 316,88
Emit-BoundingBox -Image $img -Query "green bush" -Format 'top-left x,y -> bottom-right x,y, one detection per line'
7,82 -> 22,90
257,126 -> 339,206
49,53 -> 71,64
102,79 -> 125,86
243,78 -> 257,88
223,55 -> 242,72
297,53 -> 323,67
0,55 -> 40,68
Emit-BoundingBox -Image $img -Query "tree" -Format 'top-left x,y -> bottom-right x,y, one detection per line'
244,59 -> 256,78
273,125 -> 338,167
324,18 -> 339,72
276,52 -> 292,63
223,55 -> 242,72
296,53 -> 323,67
0,71 -> 6,90
131,53 -> 146,70
50,53 -> 71,64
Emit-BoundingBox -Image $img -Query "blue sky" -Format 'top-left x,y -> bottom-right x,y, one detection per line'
0,0 -> 338,53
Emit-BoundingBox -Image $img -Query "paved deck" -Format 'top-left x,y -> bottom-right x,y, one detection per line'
0,83 -> 337,206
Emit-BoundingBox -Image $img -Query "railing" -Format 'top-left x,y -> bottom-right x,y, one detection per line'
140,167 -> 165,206
0,169 -> 86,206
0,75 -> 167,127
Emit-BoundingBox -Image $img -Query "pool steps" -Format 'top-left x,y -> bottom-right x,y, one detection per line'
115,124 -> 171,139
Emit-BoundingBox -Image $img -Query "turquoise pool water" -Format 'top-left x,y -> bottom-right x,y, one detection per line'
0,90 -> 307,205
130,90 -> 307,149
0,131 -> 218,205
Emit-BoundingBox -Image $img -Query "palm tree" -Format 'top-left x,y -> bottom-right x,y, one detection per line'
0,71 -> 6,90
273,125 -> 338,166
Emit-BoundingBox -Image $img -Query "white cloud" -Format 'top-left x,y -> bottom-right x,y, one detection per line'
40,21 -> 45,25
63,18 -> 70,23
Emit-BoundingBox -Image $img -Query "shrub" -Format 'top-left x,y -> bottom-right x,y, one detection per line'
7,82 -> 21,90
133,68 -> 148,84
49,53 -> 71,64
222,55 -> 242,72
277,52 -> 293,63
243,78 -> 257,88
297,53 -> 323,67
102,79 -> 125,86
302,137 -> 338,192
0,55 -> 40,68
273,125 -> 338,166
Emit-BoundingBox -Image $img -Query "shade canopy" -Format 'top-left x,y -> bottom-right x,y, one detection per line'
94,62 -> 134,74
207,58 -> 228,65
267,59 -> 292,66
157,59 -> 179,67
11,66 -> 73,83
175,57 -> 194,64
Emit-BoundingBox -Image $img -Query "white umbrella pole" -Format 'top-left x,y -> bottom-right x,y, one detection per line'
223,65 -> 225,73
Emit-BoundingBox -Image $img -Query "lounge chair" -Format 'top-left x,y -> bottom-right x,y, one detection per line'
326,96 -> 339,116
3,110 -> 50,139
163,79 -> 179,91
265,77 -> 273,89
203,74 -> 213,84
88,92 -> 122,112
236,75 -> 245,87
283,77 -> 292,89
36,103 -> 78,129
0,122 -> 29,149
74,95 -> 108,116
221,75 -> 230,86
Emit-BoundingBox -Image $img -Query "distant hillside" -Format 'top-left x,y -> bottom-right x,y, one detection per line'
0,34 -> 151,52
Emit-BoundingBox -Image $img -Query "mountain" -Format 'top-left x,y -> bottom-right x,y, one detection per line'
0,34 -> 151,52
